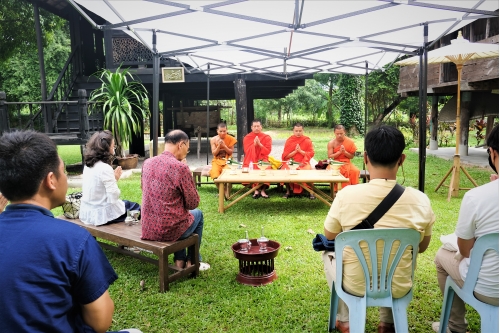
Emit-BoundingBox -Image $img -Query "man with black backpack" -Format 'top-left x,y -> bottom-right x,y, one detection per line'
322,125 -> 435,333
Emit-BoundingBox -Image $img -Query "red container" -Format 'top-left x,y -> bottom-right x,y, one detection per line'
231,239 -> 281,286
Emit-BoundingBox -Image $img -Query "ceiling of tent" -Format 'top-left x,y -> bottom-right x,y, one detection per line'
70,0 -> 499,79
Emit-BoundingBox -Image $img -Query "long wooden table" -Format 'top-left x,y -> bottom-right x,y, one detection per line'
214,169 -> 348,213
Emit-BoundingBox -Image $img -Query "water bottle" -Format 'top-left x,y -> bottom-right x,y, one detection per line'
249,160 -> 253,170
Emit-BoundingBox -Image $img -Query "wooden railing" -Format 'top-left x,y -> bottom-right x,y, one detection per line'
0,90 -> 92,143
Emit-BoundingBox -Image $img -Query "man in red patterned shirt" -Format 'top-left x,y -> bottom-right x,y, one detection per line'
141,130 -> 209,270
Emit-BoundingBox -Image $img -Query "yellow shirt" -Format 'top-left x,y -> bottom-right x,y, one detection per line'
324,179 -> 435,298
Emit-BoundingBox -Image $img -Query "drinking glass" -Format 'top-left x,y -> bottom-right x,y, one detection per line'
257,226 -> 269,252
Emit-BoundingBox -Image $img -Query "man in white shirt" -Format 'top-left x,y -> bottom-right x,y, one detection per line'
433,125 -> 499,333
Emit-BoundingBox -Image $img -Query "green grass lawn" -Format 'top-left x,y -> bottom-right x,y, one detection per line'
53,129 -> 492,333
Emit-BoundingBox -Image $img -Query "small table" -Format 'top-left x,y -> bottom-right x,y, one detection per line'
231,239 -> 281,286
214,169 -> 348,213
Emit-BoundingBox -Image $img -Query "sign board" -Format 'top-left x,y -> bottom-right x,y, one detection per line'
161,67 -> 184,83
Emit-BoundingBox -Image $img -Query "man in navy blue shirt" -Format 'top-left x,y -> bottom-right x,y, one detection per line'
0,130 -> 139,333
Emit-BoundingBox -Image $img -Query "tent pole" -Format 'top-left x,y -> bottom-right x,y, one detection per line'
152,30 -> 159,157
206,63 -> 210,165
363,61 -> 368,174
418,23 -> 428,193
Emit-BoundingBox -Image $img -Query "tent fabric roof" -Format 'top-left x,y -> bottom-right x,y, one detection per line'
71,0 -> 498,79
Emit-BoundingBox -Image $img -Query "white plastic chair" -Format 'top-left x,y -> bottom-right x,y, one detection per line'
437,233 -> 499,333
328,228 -> 421,332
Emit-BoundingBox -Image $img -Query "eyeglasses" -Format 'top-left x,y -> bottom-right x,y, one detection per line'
181,142 -> 190,154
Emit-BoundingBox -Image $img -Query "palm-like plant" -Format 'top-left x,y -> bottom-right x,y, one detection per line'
89,66 -> 149,157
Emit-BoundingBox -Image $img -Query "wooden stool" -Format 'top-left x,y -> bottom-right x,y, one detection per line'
191,165 -> 213,187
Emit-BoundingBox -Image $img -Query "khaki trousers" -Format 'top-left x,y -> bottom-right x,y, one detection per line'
322,252 -> 394,323
434,247 -> 498,333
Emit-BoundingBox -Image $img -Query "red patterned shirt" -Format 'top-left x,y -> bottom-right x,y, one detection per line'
141,151 -> 200,241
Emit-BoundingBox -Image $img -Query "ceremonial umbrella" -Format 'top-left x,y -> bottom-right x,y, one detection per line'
396,32 -> 498,199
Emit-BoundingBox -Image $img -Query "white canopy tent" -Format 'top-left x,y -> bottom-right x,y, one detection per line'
67,0 -> 499,192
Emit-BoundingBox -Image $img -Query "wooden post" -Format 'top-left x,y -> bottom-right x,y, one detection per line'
77,89 -> 89,139
234,78 -> 248,162
429,95 -> 438,150
0,92 -> 9,135
34,3 -> 49,133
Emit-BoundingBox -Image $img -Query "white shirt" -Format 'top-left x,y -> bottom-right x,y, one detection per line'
79,161 -> 125,226
455,179 -> 499,298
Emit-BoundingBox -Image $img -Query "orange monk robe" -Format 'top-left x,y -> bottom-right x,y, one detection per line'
243,132 -> 272,188
209,135 -> 237,179
331,136 -> 359,189
281,135 -> 314,194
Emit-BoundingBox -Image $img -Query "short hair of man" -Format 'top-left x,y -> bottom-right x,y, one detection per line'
0,130 -> 60,201
84,130 -> 114,167
217,122 -> 227,129
252,119 -> 262,126
334,124 -> 345,131
165,129 -> 189,144
486,124 -> 498,152
293,122 -> 304,128
365,125 -> 405,167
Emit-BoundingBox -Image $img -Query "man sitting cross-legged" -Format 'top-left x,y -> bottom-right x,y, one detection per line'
243,119 -> 272,199
209,122 -> 237,198
281,122 -> 315,199
0,130 -> 141,333
322,125 -> 435,333
327,124 -> 360,189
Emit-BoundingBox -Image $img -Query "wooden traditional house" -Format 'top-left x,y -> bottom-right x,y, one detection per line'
398,17 -> 499,155
0,0 -> 308,157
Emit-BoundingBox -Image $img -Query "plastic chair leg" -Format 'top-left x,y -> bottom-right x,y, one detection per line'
392,301 -> 410,333
328,281 -> 339,332
480,309 -> 499,332
438,286 -> 455,333
347,300 -> 366,333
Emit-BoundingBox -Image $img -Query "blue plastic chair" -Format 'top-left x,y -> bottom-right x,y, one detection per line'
437,233 -> 499,333
328,228 -> 421,333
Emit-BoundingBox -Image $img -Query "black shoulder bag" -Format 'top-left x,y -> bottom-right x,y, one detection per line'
312,184 -> 405,252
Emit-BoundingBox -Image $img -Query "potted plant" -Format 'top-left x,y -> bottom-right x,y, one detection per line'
89,66 -> 149,169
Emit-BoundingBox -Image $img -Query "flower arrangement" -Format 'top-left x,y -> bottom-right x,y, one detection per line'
328,158 -> 344,166
287,158 -> 300,166
224,157 -> 241,166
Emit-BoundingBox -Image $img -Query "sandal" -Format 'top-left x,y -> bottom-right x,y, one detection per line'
261,193 -> 270,199
252,193 -> 260,199
282,193 -> 291,199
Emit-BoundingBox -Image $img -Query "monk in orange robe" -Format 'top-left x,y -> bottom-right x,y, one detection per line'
281,122 -> 315,198
327,124 -> 360,189
209,123 -> 237,179
243,119 -> 272,199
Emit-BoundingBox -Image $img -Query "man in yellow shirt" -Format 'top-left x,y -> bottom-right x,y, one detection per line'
322,126 -> 435,333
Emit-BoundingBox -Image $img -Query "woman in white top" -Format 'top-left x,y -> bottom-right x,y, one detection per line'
79,130 -> 140,226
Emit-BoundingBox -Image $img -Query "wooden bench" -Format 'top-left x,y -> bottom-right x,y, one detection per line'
192,165 -> 214,187
359,169 -> 370,183
58,216 -> 199,292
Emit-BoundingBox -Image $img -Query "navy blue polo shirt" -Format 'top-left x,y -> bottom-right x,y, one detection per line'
0,204 -> 118,333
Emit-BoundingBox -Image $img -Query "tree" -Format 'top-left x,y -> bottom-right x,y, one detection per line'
0,0 -> 64,64
338,74 -> 364,134
314,73 -> 341,127
366,65 -> 406,125
0,26 -> 70,103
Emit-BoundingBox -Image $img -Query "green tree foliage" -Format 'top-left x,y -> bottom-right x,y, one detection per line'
313,73 -> 341,127
254,80 -> 327,126
0,1 -> 70,103
0,0 -> 64,64
0,28 -> 70,102
338,74 -> 364,134
366,65 -> 401,123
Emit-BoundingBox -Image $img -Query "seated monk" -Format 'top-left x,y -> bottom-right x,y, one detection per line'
243,119 -> 272,199
209,122 -> 237,179
281,122 -> 315,199
327,124 -> 360,189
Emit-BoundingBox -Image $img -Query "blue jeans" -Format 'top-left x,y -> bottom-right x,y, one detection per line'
173,208 -> 204,262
